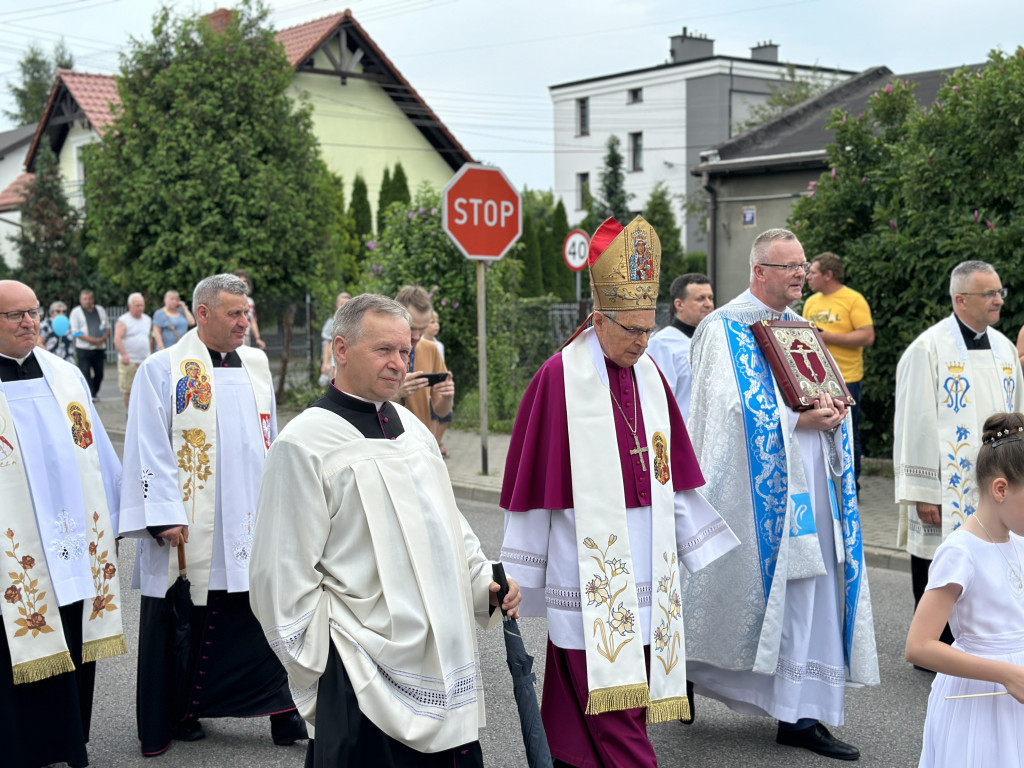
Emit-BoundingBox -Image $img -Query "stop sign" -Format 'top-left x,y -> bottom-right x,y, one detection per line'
443,164 -> 521,260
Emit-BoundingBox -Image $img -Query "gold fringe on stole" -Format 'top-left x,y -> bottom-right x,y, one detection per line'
585,683 -> 651,716
82,634 -> 128,664
12,650 -> 75,685
647,696 -> 690,724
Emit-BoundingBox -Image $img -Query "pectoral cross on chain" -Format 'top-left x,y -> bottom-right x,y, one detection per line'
628,432 -> 649,472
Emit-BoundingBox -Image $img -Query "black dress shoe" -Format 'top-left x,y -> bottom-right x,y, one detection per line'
270,711 -> 309,746
172,717 -> 206,742
776,723 -> 860,761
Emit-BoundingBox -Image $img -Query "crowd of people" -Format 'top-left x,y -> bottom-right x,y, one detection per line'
1,217 -> 1022,767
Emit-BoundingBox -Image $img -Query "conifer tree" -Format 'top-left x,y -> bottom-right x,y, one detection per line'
349,173 -> 373,237
391,161 -> 411,205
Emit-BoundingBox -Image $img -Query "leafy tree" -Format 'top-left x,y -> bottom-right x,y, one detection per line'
376,166 -> 392,234
642,181 -> 685,301
349,173 -> 373,237
789,49 -> 1024,456
4,40 -> 73,125
82,2 -> 338,398
391,161 -> 410,205
596,134 -> 632,221
9,136 -> 90,307
734,64 -> 837,134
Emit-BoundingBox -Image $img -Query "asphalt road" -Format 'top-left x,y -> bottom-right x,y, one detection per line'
78,493 -> 933,768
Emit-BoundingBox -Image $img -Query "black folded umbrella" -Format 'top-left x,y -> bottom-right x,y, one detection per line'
492,563 -> 553,768
165,543 -> 192,721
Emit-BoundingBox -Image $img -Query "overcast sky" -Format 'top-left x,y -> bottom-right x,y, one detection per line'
0,0 -> 1020,198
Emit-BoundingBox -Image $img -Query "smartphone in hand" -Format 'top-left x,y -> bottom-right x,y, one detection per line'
421,371 -> 450,387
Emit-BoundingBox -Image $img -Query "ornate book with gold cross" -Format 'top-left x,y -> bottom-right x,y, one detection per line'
749,320 -> 855,410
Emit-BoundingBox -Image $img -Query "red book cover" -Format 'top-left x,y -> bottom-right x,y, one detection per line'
749,320 -> 854,411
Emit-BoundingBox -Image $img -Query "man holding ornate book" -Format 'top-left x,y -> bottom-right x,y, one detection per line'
683,228 -> 878,761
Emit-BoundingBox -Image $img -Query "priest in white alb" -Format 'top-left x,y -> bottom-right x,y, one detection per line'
119,273 -> 305,756
683,228 -> 878,762
0,279 -> 124,768
894,260 -> 1024,638
250,293 -> 521,768
500,216 -> 740,768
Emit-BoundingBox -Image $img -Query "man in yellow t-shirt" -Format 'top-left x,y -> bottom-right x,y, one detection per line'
803,252 -> 874,483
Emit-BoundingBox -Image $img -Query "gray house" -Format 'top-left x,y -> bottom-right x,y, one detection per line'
693,64 -> 967,302
550,28 -> 855,252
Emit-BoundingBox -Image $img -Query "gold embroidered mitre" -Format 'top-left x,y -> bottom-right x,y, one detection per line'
588,215 -> 661,311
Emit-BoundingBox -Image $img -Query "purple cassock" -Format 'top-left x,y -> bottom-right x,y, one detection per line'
500,349 -> 706,768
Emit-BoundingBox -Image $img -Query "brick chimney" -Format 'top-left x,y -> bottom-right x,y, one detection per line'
669,27 -> 714,63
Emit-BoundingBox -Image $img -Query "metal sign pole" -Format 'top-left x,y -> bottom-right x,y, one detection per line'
575,271 -> 581,302
476,261 -> 488,476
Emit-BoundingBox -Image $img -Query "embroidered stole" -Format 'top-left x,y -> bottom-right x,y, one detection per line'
0,349 -> 126,684
723,316 -> 871,678
936,315 -> 1015,539
168,330 -> 273,604
562,331 -> 687,723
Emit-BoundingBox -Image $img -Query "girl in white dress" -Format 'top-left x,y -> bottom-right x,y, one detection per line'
907,411 -> 1024,767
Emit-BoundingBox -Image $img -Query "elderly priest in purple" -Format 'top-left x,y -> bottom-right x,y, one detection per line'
500,216 -> 739,768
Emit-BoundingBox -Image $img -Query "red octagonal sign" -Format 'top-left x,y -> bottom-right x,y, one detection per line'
443,163 -> 521,261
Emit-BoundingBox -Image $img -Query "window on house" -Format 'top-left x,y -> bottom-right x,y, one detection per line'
576,98 -> 589,136
629,132 -> 643,171
577,172 -> 590,210
628,88 -> 643,104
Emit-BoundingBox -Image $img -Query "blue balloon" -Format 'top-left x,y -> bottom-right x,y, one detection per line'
51,314 -> 70,336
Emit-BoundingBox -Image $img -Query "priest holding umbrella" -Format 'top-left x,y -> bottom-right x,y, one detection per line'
119,273 -> 305,756
251,293 -> 521,767
499,216 -> 740,767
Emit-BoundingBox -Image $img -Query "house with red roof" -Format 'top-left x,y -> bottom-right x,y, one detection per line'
0,9 -> 471,266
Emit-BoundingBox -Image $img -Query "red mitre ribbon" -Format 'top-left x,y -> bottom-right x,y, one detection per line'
588,217 -> 623,265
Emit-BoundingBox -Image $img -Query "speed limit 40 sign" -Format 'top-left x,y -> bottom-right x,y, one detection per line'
563,229 -> 589,272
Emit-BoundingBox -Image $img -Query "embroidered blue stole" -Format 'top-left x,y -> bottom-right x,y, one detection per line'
724,318 -> 866,669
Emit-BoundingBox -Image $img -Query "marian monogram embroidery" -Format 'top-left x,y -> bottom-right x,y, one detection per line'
942,362 -> 970,413
177,428 -> 212,522
4,528 -> 54,638
175,360 -> 212,414
1003,363 -> 1016,412
653,552 -> 682,675
66,402 -> 93,449
49,509 -> 86,562
652,431 -> 670,485
87,512 -> 118,620
583,534 -> 635,662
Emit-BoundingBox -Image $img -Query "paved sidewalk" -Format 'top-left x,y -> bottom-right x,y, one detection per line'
94,376 -> 907,573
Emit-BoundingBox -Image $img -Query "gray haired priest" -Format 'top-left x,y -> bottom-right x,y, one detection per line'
250,293 -> 521,768
499,216 -> 739,767
0,280 -> 125,768
683,228 -> 878,761
119,273 -> 305,756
